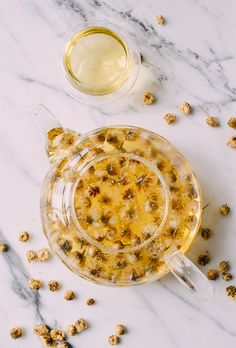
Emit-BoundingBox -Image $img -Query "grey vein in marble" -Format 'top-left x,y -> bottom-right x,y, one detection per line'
0,229 -> 43,322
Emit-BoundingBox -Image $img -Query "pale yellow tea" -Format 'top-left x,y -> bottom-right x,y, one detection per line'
64,27 -> 132,95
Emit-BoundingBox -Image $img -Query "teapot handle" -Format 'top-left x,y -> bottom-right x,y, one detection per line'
30,104 -> 62,135
166,251 -> 214,301
30,104 -> 81,162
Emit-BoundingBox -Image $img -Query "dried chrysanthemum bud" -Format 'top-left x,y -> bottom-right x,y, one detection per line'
122,188 -> 134,200
74,318 -> 88,333
41,334 -> 53,346
0,243 -> 8,252
115,324 -> 126,335
206,116 -> 219,127
108,334 -> 120,345
207,269 -> 218,280
180,102 -> 192,115
34,324 -> 50,336
219,261 -> 230,272
80,196 -> 91,208
50,329 -> 65,341
227,136 -> 236,148
88,185 -> 100,197
200,227 -> 212,240
227,117 -> 236,129
226,285 -> 236,300
113,241 -> 124,250
197,253 -> 210,266
124,130 -> 139,141
67,324 -> 77,336
219,204 -> 230,216
26,250 -> 37,263
222,272 -> 232,281
130,270 -> 141,281
48,280 -> 60,292
18,231 -> 30,242
106,163 -> 118,176
164,113 -> 176,125
87,245 -> 99,258
10,327 -> 23,339
86,298 -> 95,306
37,248 -> 50,262
28,278 -> 41,290
143,92 -> 155,105
58,239 -> 73,253
99,195 -> 111,204
64,290 -> 75,301
115,259 -> 127,270
156,15 -> 165,25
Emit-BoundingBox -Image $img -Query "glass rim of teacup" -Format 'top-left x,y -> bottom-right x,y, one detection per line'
58,20 -> 141,105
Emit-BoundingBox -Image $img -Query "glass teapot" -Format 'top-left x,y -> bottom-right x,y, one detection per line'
33,105 -> 213,300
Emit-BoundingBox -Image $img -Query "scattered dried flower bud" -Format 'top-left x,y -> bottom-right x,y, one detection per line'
37,248 -> 50,262
75,318 -> 88,333
108,334 -> 120,345
226,285 -> 236,300
10,327 -> 23,339
26,250 -> 37,263
219,203 -> 230,216
34,324 -> 50,336
64,290 -> 75,301
0,243 -> 8,252
227,117 -> 236,129
144,92 -> 155,105
50,329 -> 65,341
222,272 -> 232,281
156,15 -> 165,25
57,342 -> 69,348
86,298 -> 95,306
219,261 -> 230,272
207,269 -> 218,280
206,116 -> 219,127
227,136 -> 236,148
201,227 -> 212,240
197,253 -> 210,266
67,325 -> 77,336
164,113 -> 176,125
18,231 -> 30,242
48,280 -> 60,292
180,102 -> 192,115
28,278 -> 41,290
41,334 -> 52,345
115,324 -> 126,335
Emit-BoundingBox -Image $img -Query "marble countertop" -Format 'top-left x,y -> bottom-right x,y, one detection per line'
1,0 -> 236,347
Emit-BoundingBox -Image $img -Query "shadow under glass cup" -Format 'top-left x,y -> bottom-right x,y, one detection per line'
60,22 -> 141,104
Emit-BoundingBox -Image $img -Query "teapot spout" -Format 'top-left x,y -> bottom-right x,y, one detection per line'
31,104 -> 80,162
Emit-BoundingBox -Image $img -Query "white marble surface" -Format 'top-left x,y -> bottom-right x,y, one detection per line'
1,0 -> 236,347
